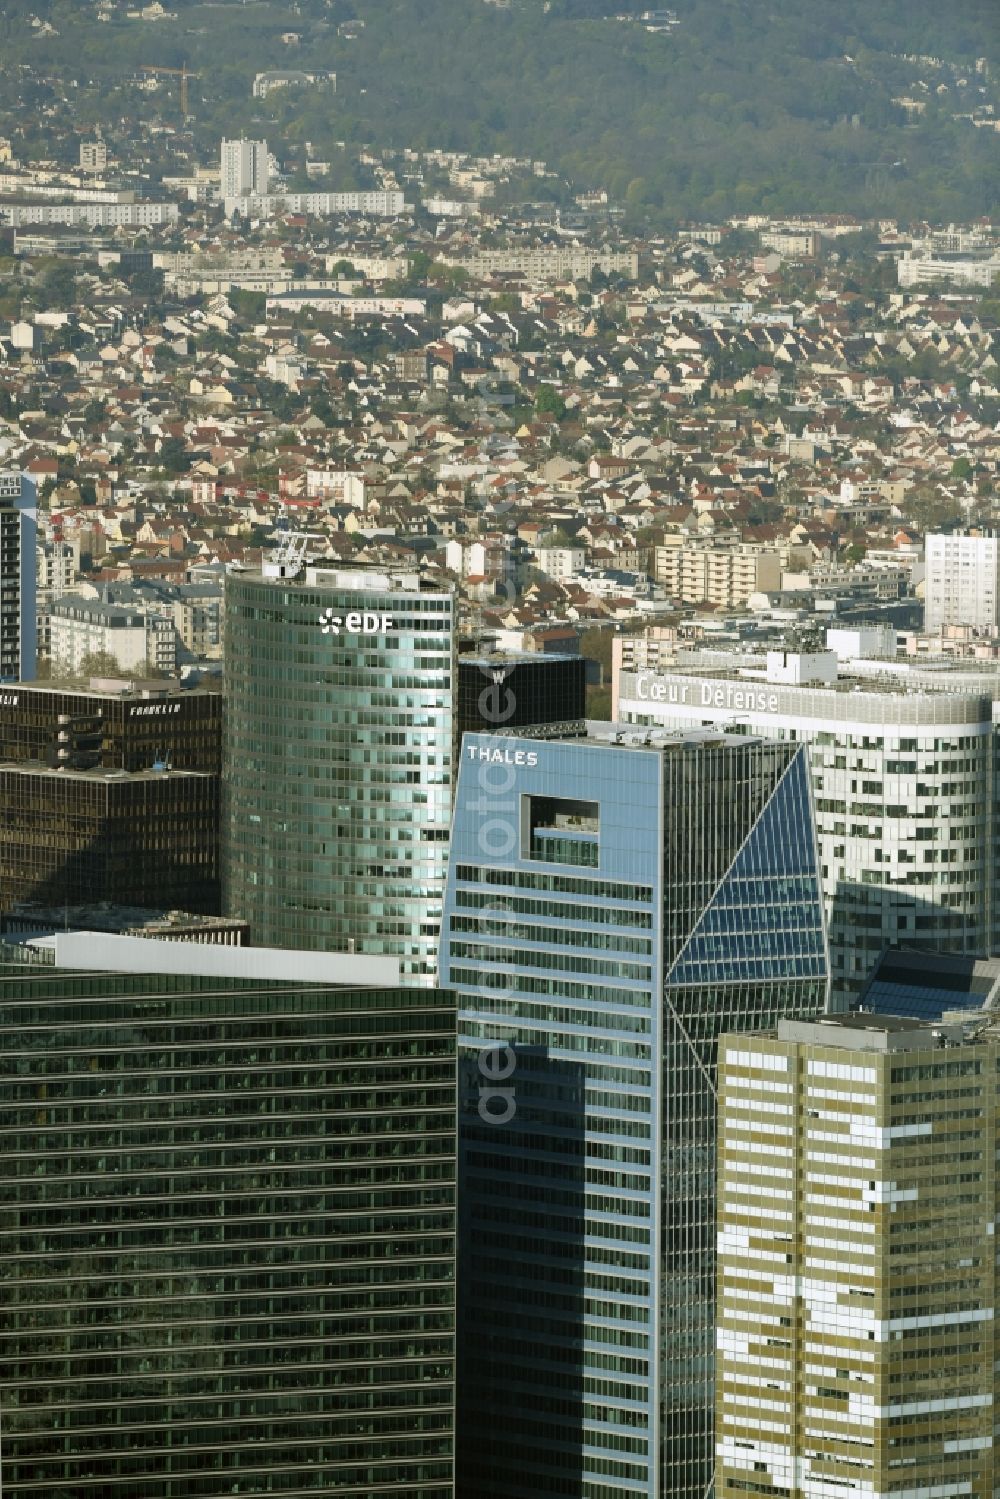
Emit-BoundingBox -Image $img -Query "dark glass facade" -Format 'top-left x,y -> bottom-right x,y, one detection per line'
0,471 -> 36,682
440,728 -> 829,1499
224,568 -> 454,983
0,683 -> 222,774
0,763 -> 219,913
0,966 -> 456,1499
457,654 -> 586,742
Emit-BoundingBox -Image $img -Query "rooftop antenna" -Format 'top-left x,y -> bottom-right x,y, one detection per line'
263,530 -> 324,579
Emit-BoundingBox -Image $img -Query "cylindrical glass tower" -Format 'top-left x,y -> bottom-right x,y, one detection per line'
224,563 -> 455,983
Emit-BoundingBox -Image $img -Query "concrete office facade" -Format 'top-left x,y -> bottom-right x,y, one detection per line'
616,661 -> 993,1003
717,1012 -> 996,1499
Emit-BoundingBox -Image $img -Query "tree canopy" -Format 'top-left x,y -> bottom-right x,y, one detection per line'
0,0 -> 996,220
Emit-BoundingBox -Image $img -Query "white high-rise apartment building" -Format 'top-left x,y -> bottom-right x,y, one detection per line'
79,140 -> 107,173
0,471 -> 37,682
614,644 -> 995,1003
220,138 -> 269,200
35,538 -> 78,658
925,529 -> 1000,633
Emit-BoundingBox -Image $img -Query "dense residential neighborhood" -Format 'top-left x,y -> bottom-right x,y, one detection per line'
0,124 -> 997,685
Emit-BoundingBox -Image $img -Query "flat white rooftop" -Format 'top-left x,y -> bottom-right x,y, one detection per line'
28,932 -> 401,988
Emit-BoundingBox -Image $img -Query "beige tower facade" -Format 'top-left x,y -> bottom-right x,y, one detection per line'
716,1013 -> 996,1499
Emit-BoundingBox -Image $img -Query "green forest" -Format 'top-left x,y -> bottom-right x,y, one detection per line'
0,0 -> 998,222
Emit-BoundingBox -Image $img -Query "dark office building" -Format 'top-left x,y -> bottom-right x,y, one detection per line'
0,964 -> 456,1499
0,763 -> 219,913
457,652 -> 586,741
859,946 -> 1000,1021
118,248 -> 154,275
0,681 -> 222,774
0,471 -> 37,682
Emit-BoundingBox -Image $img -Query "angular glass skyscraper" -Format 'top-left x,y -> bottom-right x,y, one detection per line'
224,563 -> 454,983
439,725 -> 830,1499
0,961 -> 456,1499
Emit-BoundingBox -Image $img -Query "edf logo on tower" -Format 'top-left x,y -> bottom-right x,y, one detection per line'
318,609 -> 394,636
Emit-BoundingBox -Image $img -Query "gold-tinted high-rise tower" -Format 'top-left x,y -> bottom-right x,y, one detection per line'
716,1013 -> 995,1499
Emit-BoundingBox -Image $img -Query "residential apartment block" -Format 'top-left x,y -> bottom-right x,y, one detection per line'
0,201 -> 178,227
35,539 -> 77,658
78,140 -> 107,173
716,1011 -> 996,1499
437,247 -> 640,281
534,542 -> 587,581
172,582 -> 223,661
224,190 -> 405,219
924,529 -> 1000,632
220,137 -> 269,199
305,467 -> 366,506
897,250 -> 1000,287
611,627 -> 682,686
252,68 -> 337,98
652,537 -> 781,609
264,290 -> 425,317
760,227 -> 820,258
50,594 -> 176,677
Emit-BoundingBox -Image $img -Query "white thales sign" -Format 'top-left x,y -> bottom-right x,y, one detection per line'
467,745 -> 539,767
